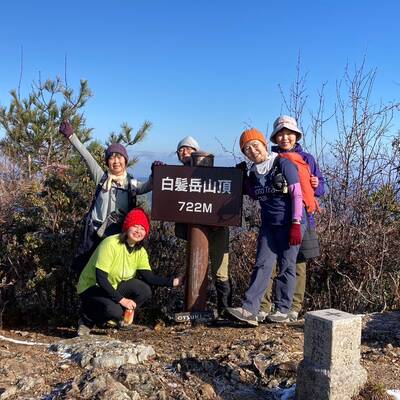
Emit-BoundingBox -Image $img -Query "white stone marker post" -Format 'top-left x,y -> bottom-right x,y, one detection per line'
296,308 -> 367,400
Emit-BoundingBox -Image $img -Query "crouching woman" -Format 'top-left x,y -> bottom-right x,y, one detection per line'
76,208 -> 182,335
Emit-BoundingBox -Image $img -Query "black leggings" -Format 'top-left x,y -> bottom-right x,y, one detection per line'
80,278 -> 152,324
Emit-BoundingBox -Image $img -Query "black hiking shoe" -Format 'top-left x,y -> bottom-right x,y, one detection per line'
77,319 -> 92,336
77,313 -> 94,336
118,320 -> 135,331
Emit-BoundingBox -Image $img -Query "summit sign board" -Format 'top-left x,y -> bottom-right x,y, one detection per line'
151,165 -> 243,227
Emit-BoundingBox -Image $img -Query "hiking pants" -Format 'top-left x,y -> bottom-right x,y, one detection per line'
79,278 -> 152,324
242,223 -> 305,315
209,226 -> 230,283
260,260 -> 307,313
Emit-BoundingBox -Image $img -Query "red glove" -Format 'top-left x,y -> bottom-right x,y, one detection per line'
289,223 -> 302,246
59,120 -> 73,139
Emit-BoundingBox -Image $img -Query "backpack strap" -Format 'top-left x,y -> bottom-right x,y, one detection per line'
92,172 -> 137,215
89,172 -> 108,213
127,173 -> 137,210
279,152 -> 320,214
270,156 -> 288,194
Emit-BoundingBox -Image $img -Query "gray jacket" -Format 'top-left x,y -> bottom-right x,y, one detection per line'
69,134 -> 152,226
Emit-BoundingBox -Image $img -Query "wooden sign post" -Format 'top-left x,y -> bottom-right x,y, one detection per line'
152,156 -> 243,322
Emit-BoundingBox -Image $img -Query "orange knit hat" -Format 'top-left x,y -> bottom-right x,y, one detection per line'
239,128 -> 267,153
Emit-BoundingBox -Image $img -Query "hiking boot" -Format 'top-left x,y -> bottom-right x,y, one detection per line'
256,310 -> 269,323
118,321 -> 136,331
226,307 -> 258,327
77,319 -> 92,336
215,280 -> 232,317
266,310 -> 290,323
104,319 -> 119,328
288,310 -> 299,322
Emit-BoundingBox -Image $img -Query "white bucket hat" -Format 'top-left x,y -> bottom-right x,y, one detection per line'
270,115 -> 302,143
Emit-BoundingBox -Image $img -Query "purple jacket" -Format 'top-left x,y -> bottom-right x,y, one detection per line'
271,143 -> 325,198
271,143 -> 325,228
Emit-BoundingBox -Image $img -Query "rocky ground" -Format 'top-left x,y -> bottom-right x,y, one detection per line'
0,312 -> 399,399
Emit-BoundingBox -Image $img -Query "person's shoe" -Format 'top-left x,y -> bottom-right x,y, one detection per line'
287,310 -> 299,322
77,319 -> 91,336
104,319 -> 119,328
118,320 -> 135,331
215,280 -> 232,316
217,308 -> 229,319
226,307 -> 258,327
266,310 -> 290,323
256,310 -> 269,322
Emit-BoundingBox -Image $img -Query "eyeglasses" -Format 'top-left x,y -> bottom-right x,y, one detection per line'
177,147 -> 195,155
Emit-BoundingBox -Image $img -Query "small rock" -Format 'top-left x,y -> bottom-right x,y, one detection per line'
50,336 -> 155,369
188,350 -> 196,358
177,391 -> 191,400
153,320 -> 165,332
157,390 -> 168,400
267,378 -> 280,388
199,383 -> 216,398
253,353 -> 269,376
67,381 -> 80,396
16,376 -> 45,391
277,361 -> 298,373
98,388 -> 131,400
60,364 -> 70,370
238,348 -> 248,360
258,333 -> 270,341
0,386 -> 17,400
81,373 -> 128,398
239,369 -> 247,380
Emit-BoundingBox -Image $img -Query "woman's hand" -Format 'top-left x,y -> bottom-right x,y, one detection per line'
119,297 -> 137,310
235,161 -> 248,173
59,120 -> 74,139
172,276 -> 185,287
310,175 -> 319,189
151,160 -> 166,177
289,223 -> 302,246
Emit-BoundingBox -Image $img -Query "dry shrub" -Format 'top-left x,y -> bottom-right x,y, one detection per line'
352,381 -> 391,400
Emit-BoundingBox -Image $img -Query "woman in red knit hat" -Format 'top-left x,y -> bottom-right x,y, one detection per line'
76,208 -> 183,335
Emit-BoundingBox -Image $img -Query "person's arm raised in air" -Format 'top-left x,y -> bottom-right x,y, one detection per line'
59,120 -> 104,184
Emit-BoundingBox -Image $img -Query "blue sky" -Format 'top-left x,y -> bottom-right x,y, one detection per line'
1,1 -> 400,176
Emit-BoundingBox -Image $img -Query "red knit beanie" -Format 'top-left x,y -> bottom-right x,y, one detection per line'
239,128 -> 267,152
122,208 -> 150,236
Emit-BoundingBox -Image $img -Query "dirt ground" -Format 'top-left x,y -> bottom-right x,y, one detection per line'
0,312 -> 399,399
